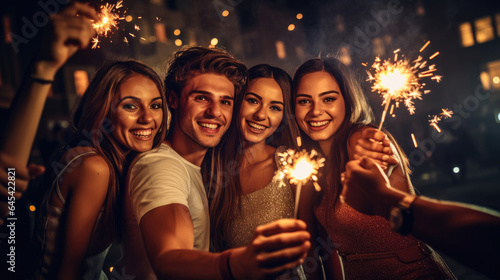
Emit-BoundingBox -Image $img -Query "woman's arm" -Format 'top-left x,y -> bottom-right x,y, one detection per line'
0,3 -> 97,224
56,154 -> 110,280
348,127 -> 410,193
0,2 -> 97,163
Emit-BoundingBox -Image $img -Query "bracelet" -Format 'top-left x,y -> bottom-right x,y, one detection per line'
219,250 -> 236,280
30,76 -> 54,84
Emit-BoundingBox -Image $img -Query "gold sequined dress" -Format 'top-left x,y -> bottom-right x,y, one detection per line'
225,146 -> 295,248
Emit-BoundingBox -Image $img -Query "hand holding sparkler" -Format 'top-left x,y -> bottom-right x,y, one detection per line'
351,127 -> 399,169
1,3 -> 98,225
37,2 -> 98,79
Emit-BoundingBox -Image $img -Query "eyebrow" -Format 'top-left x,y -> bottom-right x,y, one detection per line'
246,92 -> 285,106
190,90 -> 234,101
296,90 -> 341,98
119,96 -> 162,103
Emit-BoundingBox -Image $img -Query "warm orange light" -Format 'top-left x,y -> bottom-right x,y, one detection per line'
174,39 -> 182,46
29,205 -> 36,212
222,10 -> 229,17
296,13 -> 303,20
288,24 -> 295,31
174,29 -> 181,36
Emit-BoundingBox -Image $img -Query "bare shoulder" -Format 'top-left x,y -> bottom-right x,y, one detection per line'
62,151 -> 111,192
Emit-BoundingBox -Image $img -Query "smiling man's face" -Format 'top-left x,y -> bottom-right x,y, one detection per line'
173,73 -> 235,149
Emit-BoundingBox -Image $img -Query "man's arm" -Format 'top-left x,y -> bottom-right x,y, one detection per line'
129,153 -> 310,279
140,205 -> 310,279
341,157 -> 500,279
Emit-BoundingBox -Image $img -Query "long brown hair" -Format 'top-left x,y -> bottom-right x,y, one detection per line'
292,57 -> 411,212
68,60 -> 167,233
204,64 -> 299,251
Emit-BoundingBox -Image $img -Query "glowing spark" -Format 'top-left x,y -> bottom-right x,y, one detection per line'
91,37 -> 100,49
419,41 -> 430,52
411,133 -> 418,147
429,52 -> 440,60
129,33 -> 136,37
389,104 -> 395,115
362,63 -> 368,67
274,149 -> 325,218
123,37 -> 129,45
431,76 -> 443,82
366,42 -> 442,130
91,1 -> 125,48
431,122 -> 441,132
440,108 -> 453,118
428,113 -> 446,133
140,37 -> 146,41
134,24 -> 140,31
137,16 -> 142,19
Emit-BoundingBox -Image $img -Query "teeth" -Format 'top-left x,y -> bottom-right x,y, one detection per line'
248,121 -> 266,130
199,123 -> 218,129
131,129 -> 152,137
309,121 -> 330,127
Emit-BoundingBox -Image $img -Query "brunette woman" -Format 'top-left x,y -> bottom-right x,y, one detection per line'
293,57 -> 455,279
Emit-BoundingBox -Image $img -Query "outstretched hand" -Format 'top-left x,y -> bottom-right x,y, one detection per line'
230,219 -> 311,279
341,157 -> 396,217
34,2 -> 98,80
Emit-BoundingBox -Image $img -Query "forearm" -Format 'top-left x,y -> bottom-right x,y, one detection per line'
152,249 -> 223,280
410,197 -> 500,278
1,61 -> 58,163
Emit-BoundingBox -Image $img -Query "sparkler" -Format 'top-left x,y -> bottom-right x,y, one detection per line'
91,1 -> 125,49
274,147 -> 325,218
366,42 -> 442,130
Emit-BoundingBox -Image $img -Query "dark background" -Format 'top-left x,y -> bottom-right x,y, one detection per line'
1,0 -> 499,279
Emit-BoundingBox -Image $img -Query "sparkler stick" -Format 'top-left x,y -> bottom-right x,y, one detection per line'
275,148 -> 325,218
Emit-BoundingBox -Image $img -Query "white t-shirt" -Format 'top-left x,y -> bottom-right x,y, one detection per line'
122,143 -> 210,279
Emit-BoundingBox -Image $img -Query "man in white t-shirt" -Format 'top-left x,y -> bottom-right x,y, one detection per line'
123,47 -> 311,279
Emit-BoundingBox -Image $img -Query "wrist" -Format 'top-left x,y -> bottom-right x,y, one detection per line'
376,187 -> 405,220
389,194 -> 418,235
31,60 -> 58,81
227,247 -> 245,280
219,250 -> 236,280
